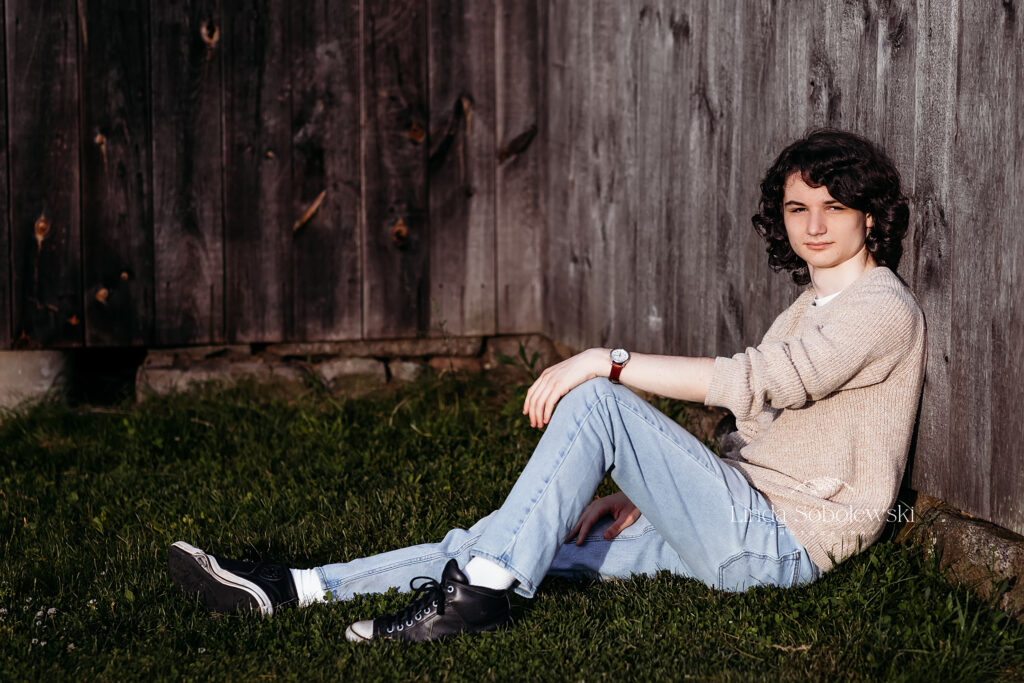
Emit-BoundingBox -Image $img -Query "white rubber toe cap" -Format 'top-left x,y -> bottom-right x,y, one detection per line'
345,620 -> 374,642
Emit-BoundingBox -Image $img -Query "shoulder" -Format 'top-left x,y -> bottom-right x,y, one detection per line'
829,267 -> 925,345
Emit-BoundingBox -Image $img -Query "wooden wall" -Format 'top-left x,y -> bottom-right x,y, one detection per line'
0,0 -> 544,349
542,0 -> 1024,537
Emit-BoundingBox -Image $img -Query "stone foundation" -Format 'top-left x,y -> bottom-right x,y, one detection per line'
135,333 -> 564,401
0,350 -> 70,410
897,492 -> 1024,623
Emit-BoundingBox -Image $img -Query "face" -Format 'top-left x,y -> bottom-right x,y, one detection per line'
782,172 -> 875,273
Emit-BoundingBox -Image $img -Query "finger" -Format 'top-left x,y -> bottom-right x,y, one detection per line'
604,508 -> 641,539
566,518 -> 582,544
574,512 -> 597,545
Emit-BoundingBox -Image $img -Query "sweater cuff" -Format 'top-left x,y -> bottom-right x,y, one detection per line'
704,355 -> 748,412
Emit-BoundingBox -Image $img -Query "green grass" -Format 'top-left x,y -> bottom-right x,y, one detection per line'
1,372 -> 1022,681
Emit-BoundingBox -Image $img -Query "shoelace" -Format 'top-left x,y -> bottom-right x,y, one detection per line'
380,576 -> 456,635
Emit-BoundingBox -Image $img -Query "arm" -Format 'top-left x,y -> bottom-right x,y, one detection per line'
523,347 -> 715,428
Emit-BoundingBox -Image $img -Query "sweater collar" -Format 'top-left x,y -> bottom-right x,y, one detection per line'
800,265 -> 890,315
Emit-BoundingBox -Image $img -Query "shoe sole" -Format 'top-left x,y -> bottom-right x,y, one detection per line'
168,541 -> 274,616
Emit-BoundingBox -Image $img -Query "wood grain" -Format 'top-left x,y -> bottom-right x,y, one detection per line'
151,0 -> 226,345
222,0 -> 292,343
7,0 -> 82,347
0,7 -> 8,348
495,0 -> 543,335
81,0 -> 153,347
427,0 -> 496,337
289,0 -> 362,341
362,0 -> 429,339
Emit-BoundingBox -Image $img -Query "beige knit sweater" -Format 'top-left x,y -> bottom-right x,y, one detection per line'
704,266 -> 927,572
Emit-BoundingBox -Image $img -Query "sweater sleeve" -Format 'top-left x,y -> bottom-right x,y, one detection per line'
704,288 -> 917,421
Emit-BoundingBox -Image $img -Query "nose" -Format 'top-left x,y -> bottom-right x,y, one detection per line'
807,209 -> 826,236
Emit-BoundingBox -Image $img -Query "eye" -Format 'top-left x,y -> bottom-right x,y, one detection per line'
787,207 -> 806,213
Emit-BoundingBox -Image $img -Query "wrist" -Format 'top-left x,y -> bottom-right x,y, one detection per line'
590,347 -> 611,379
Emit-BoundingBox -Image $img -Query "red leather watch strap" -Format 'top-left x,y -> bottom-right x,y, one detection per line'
609,361 -> 624,384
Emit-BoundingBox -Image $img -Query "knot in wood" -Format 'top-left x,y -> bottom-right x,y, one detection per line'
34,214 -> 50,251
392,218 -> 409,243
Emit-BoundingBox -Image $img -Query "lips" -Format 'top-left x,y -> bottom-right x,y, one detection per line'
806,242 -> 832,249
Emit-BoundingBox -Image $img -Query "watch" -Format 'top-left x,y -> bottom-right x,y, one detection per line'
609,348 -> 630,384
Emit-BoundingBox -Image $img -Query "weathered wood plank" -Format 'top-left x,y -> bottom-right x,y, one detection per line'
589,0 -> 637,349
363,0 -> 429,339
668,0 -> 714,357
289,0 -> 362,341
634,0 -> 678,355
989,1 -> 1024,536
546,0 -> 594,350
222,0 -> 292,343
81,0 -> 153,347
495,0 -> 543,335
151,0 -> 225,346
427,0 -> 496,337
947,0 -> 999,522
541,0 -> 580,348
7,0 -> 82,348
950,0 -> 1023,532
0,7 -> 8,348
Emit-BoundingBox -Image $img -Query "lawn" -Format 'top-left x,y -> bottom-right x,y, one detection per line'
2,371 -> 1022,680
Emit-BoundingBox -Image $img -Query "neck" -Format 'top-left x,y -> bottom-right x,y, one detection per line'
808,250 -> 877,297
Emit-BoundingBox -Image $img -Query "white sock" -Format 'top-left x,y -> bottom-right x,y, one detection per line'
290,568 -> 327,607
463,556 -> 516,591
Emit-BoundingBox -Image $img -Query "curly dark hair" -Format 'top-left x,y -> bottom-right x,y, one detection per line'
751,129 -> 909,286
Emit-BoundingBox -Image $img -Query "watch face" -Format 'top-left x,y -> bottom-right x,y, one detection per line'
610,348 -> 629,364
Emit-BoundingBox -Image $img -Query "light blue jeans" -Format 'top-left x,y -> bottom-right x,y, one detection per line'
316,378 -> 821,600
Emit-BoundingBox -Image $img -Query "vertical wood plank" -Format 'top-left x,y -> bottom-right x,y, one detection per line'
81,0 -> 153,347
7,0 -> 81,348
427,0 -> 495,337
0,4 -> 8,348
223,0 -> 291,343
668,0 -> 713,357
541,0 -> 582,348
289,0 -> 362,341
590,0 -> 638,349
151,0 -> 225,346
363,0 -> 429,339
634,0 -> 677,355
495,0 -> 543,335
947,0 -> 1022,526
989,0 -> 1024,534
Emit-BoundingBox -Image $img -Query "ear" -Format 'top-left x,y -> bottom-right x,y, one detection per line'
865,214 -> 874,231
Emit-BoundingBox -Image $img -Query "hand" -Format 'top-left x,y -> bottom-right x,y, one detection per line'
522,348 -> 606,428
566,492 -> 641,545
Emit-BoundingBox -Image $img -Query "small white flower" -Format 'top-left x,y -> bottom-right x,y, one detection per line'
47,607 -> 57,616
31,638 -> 38,645
35,620 -> 42,628
0,607 -> 7,614
40,641 -> 46,646
67,643 -> 75,652
26,597 -> 32,603
198,647 -> 206,654
35,610 -> 44,619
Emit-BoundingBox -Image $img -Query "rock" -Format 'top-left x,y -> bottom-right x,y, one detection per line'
315,357 -> 387,392
898,493 -> 1024,622
136,356 -> 307,400
389,360 -> 428,382
0,351 -> 70,410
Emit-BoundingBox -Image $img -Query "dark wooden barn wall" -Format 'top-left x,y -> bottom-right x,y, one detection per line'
0,0 -> 544,348
542,0 -> 1024,537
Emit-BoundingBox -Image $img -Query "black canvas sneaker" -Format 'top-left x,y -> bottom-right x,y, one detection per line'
345,559 -> 512,643
168,541 -> 298,616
